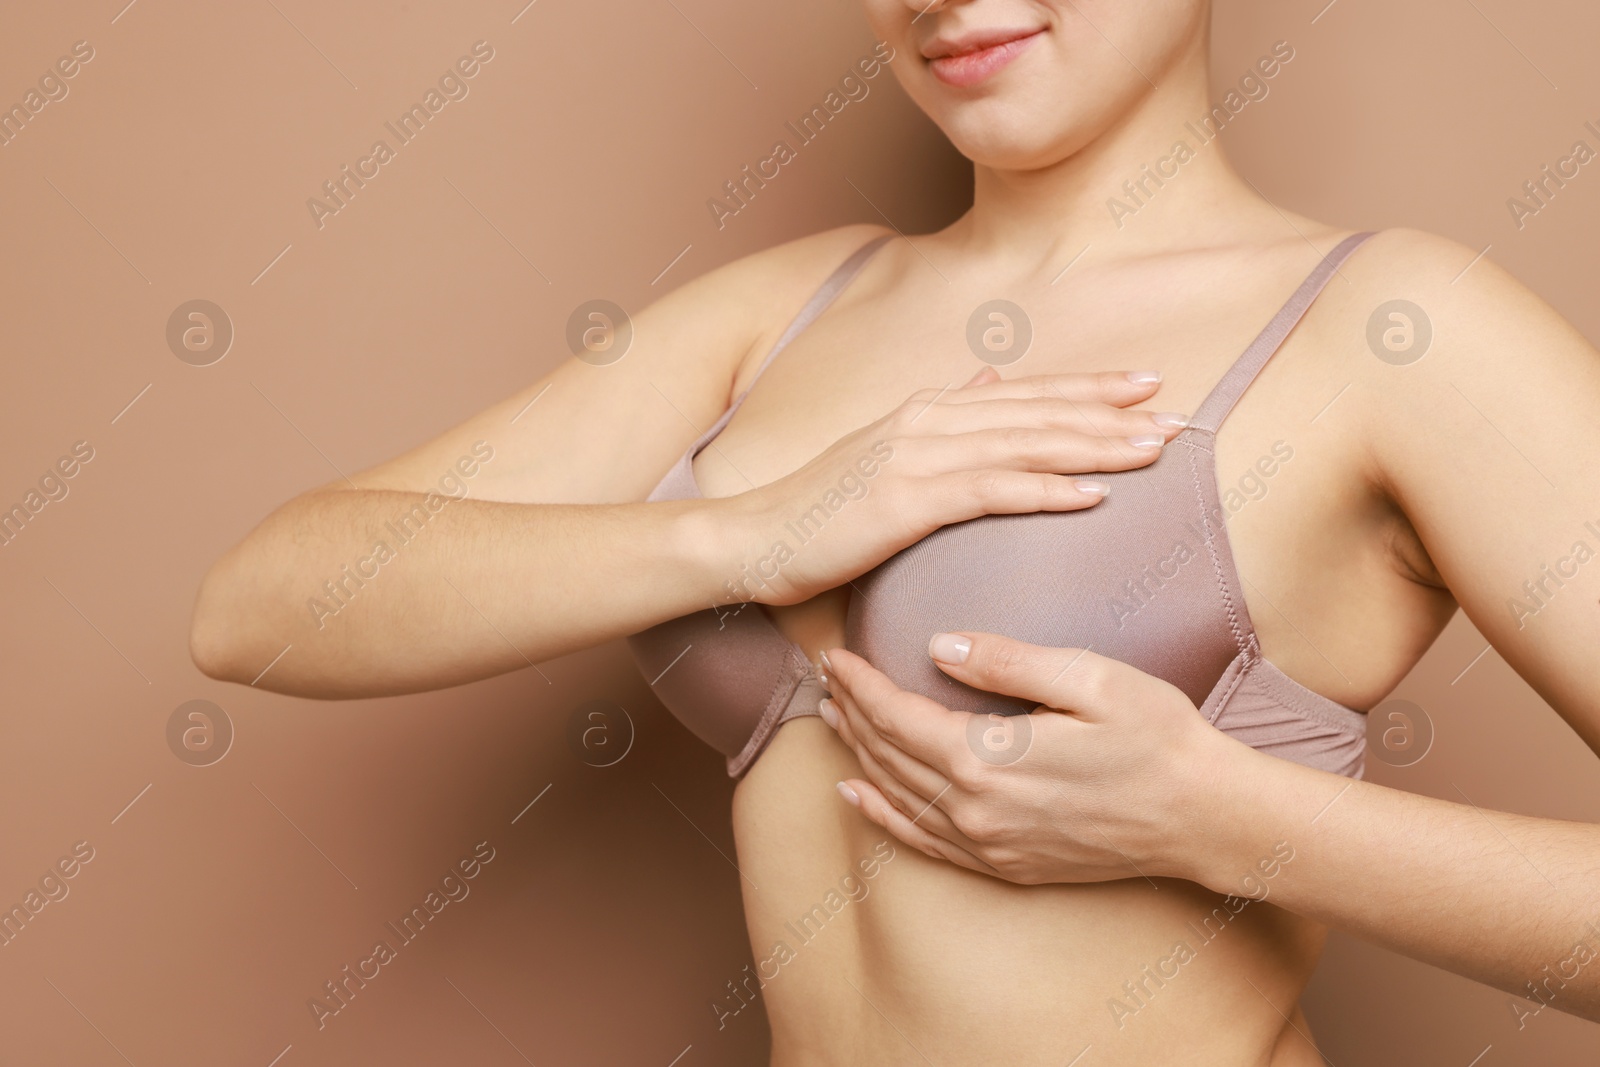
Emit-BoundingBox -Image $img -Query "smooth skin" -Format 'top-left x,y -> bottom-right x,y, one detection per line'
818,0 -> 1600,1039
188,0 -> 1600,1063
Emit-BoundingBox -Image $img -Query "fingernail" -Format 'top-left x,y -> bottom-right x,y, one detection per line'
836,781 -> 861,807
1075,479 -> 1110,496
1127,434 -> 1165,449
1152,412 -> 1190,429
928,632 -> 971,664
1127,370 -> 1162,384
820,649 -> 834,672
818,697 -> 839,729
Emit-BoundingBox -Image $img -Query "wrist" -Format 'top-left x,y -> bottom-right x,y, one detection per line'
1166,731 -> 1287,891
1189,738 -> 1354,899
675,493 -> 769,609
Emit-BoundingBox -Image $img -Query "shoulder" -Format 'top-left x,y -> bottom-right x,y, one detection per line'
618,222 -> 894,403
1307,226 -> 1597,399
1326,227 -> 1585,354
725,223 -> 897,290
667,223 -> 895,323
1308,225 -> 1599,499
679,223 -> 896,390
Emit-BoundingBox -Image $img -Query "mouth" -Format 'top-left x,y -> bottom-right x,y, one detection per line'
924,27 -> 1045,89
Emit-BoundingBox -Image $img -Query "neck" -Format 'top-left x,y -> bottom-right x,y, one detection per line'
947,38 -> 1273,274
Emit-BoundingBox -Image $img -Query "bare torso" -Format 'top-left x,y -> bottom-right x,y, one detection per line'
691,222 -> 1457,1064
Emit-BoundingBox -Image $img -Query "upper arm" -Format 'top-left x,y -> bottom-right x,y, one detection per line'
331,223 -> 895,506
1351,228 -> 1600,749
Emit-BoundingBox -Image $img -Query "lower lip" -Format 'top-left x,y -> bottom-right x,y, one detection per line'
928,31 -> 1043,88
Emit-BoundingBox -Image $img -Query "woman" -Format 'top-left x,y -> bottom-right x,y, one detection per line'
190,0 -> 1600,1063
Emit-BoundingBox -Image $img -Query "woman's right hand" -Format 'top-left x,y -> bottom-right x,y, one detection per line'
720,367 -> 1189,607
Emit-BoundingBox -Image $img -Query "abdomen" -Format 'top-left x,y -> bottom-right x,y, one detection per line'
732,718 -> 1326,1066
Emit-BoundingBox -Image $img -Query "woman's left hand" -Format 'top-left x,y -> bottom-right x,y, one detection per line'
819,632 -> 1252,886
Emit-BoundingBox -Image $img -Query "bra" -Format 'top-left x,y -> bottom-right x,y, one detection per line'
628,231 -> 1375,779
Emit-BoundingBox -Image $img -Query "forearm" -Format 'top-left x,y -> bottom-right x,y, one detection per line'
1185,746 -> 1600,1020
190,489 -> 744,698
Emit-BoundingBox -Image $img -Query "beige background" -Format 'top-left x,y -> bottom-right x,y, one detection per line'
0,0 -> 1595,1063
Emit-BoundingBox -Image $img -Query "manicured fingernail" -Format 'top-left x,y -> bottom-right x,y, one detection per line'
820,649 -> 834,672
836,781 -> 861,807
818,698 -> 839,729
928,632 -> 971,664
1127,434 -> 1165,449
1075,479 -> 1110,496
1152,412 -> 1190,429
1127,370 -> 1162,384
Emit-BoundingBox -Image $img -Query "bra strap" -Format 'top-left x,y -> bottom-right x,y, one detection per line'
1190,231 -> 1377,434
734,232 -> 894,402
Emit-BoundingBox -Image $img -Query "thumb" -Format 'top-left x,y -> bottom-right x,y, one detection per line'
927,632 -> 1122,718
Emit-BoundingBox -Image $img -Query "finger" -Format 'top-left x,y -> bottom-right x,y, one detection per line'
824,648 -> 969,778
824,686 -> 952,804
828,692 -> 938,810
839,721 -> 971,845
914,397 -> 1187,442
838,778 -> 999,877
927,471 -> 1117,516
941,370 -> 1163,407
926,633 -> 1126,718
911,469 -> 1122,520
915,425 -> 1174,477
960,366 -> 1001,388
825,692 -> 865,750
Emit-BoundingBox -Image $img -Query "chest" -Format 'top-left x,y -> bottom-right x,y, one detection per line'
689,251 -> 1419,711
693,256 -> 1347,503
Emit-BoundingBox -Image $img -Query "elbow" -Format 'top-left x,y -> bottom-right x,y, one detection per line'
188,616 -> 232,683
188,566 -> 245,683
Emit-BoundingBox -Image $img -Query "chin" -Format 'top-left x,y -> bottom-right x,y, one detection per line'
913,69 -> 1125,172
893,45 -> 1133,172
933,103 -> 1090,170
